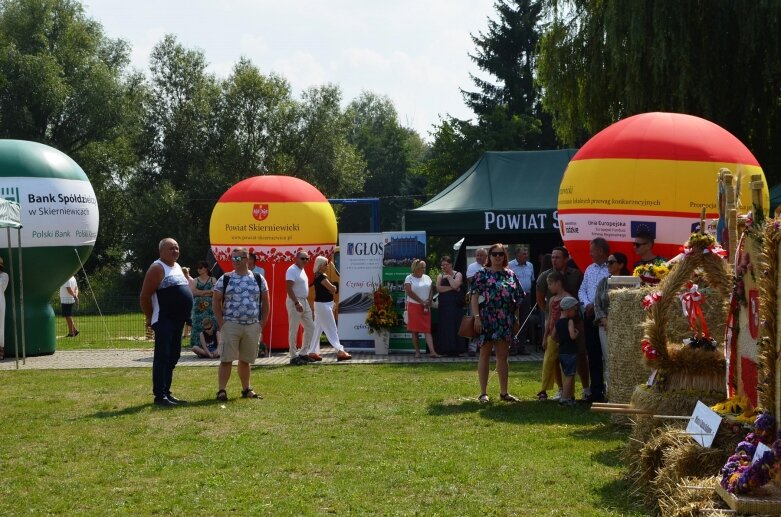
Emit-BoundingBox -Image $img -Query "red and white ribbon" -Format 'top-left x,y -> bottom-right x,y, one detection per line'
642,291 -> 662,310
680,282 -> 709,338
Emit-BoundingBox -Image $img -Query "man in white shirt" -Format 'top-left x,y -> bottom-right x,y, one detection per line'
59,276 -> 79,337
286,251 -> 315,365
465,248 -> 488,356
578,237 -> 611,402
508,247 -> 534,354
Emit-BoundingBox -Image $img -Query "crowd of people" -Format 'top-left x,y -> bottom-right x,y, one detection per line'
138,238 -> 350,407
136,233 -> 661,408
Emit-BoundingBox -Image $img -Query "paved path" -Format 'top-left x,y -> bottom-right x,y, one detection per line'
0,348 -> 543,370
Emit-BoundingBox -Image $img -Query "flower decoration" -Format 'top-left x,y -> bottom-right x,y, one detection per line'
711,395 -> 760,425
365,284 -> 402,334
683,232 -> 727,258
719,412 -> 780,494
632,259 -> 670,284
641,339 -> 658,360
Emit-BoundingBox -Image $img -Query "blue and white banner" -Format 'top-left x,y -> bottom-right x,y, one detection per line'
337,233 -> 384,349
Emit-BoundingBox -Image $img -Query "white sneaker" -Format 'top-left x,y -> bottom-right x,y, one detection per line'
550,389 -> 563,401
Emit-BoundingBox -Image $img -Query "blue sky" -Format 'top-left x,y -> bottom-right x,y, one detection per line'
83,0 -> 497,139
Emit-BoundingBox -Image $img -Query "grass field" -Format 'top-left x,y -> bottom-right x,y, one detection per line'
0,361 -> 648,516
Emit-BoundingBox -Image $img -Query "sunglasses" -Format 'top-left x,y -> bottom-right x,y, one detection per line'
606,259 -> 618,265
633,241 -> 649,248
232,255 -> 247,262
203,326 -> 213,331
490,251 -> 504,257
297,256 -> 309,261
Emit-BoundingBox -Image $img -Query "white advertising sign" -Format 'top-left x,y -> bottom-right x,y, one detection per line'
686,401 -> 722,448
1,177 -> 99,247
337,233 -> 384,348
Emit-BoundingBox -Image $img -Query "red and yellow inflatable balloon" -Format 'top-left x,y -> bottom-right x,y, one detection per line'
210,175 -> 337,349
557,112 -> 769,270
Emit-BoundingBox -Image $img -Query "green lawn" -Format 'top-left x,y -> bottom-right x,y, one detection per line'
0,362 -> 647,516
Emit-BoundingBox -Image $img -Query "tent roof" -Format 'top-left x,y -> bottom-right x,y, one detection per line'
404,149 -> 577,236
0,198 -> 21,229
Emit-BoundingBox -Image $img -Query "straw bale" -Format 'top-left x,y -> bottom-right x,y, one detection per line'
630,423 -> 742,513
607,288 -> 650,407
630,385 -> 725,416
657,476 -> 728,517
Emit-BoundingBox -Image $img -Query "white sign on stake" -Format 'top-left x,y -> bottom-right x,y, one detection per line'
752,442 -> 772,465
685,401 -> 722,447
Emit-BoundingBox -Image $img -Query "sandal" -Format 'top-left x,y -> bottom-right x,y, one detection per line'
216,389 -> 228,401
500,393 -> 520,403
536,391 -> 548,401
241,387 -> 262,399
478,394 -> 490,404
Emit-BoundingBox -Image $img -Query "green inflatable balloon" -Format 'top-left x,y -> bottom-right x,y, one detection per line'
0,140 -> 98,355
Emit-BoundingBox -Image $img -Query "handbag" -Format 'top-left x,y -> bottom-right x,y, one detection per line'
458,315 -> 477,339
403,300 -> 409,324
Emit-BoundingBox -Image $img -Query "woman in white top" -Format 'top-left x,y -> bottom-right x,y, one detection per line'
0,257 -> 8,359
404,259 -> 441,358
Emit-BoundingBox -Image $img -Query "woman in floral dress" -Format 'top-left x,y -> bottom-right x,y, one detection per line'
190,260 -> 217,348
470,243 -> 523,403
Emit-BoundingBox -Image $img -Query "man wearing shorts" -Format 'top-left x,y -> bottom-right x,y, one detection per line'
213,247 -> 270,401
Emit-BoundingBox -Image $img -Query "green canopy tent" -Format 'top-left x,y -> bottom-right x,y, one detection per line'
771,182 -> 781,214
0,198 -> 25,368
404,150 -> 578,264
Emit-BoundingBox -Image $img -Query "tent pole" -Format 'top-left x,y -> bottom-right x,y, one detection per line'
7,227 -> 19,369
18,228 -> 25,364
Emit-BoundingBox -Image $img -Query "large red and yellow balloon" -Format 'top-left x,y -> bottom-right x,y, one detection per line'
557,112 -> 769,270
210,176 -> 337,349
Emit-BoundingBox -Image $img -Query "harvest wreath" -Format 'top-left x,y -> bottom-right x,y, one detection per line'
640,233 -> 733,390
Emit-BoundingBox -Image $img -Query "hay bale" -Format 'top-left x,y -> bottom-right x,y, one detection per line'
630,385 -> 725,416
657,476 -> 729,517
607,288 -> 651,414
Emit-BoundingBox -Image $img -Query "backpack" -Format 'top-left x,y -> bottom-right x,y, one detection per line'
221,272 -> 265,313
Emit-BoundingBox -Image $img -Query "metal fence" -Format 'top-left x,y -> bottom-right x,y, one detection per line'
51,295 -> 155,346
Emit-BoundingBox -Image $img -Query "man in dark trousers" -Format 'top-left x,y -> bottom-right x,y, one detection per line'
140,238 -> 194,407
578,238 -> 611,403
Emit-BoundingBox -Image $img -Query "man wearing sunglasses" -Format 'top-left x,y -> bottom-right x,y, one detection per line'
632,229 -> 665,268
213,248 -> 269,401
140,238 -> 194,407
286,252 -> 315,365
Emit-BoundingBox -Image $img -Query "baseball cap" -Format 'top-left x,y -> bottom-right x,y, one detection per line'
560,297 -> 579,310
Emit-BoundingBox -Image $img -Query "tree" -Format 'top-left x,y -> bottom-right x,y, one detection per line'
0,0 -> 144,269
280,84 -> 365,198
213,58 -> 296,187
462,0 -> 557,150
537,0 -> 781,181
126,34 -> 221,270
344,91 -> 427,231
420,0 -> 557,199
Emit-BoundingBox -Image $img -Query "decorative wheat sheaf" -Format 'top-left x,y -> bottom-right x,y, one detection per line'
757,222 -> 781,416
642,245 -> 732,377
